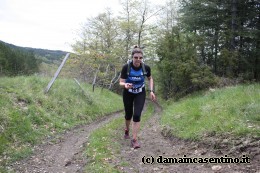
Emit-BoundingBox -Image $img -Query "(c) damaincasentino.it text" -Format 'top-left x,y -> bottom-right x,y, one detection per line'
142,155 -> 250,164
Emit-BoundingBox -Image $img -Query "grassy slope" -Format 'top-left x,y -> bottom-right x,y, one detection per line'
161,84 -> 260,139
0,76 -> 123,168
1,76 -> 259,172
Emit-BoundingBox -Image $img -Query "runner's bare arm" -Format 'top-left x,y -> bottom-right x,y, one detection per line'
147,76 -> 156,101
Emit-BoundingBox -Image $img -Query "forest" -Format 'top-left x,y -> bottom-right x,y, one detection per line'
1,0 -> 259,100
70,0 -> 259,99
0,41 -> 39,75
0,41 -> 68,75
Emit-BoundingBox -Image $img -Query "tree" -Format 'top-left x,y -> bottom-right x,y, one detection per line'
179,0 -> 259,81
118,0 -> 161,61
71,9 -> 122,87
71,1 -> 162,88
157,27 -> 216,99
118,0 -> 139,60
157,0 -> 179,33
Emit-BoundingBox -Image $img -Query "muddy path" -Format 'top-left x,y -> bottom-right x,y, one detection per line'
10,111 -> 123,173
10,101 -> 259,173
113,101 -> 259,173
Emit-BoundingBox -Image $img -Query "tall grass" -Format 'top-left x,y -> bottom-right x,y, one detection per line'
0,76 -> 123,168
161,84 -> 260,139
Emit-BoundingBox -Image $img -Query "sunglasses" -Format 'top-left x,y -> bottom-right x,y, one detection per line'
133,56 -> 143,60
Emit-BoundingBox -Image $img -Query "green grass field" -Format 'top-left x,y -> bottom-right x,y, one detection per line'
161,84 -> 260,139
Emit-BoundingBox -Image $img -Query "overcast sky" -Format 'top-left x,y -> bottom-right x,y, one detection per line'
0,0 -> 165,52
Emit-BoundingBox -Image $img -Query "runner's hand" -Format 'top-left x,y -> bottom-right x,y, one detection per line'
150,92 -> 156,102
125,83 -> 133,89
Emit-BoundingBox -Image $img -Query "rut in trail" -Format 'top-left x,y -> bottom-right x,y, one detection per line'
114,101 -> 258,173
10,111 -> 123,173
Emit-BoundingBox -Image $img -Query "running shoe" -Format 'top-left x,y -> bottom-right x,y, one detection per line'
131,139 -> 140,149
124,129 -> 130,139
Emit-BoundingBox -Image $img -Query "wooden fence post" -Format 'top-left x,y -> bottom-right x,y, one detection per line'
44,53 -> 70,94
108,69 -> 118,90
92,64 -> 100,92
101,64 -> 110,91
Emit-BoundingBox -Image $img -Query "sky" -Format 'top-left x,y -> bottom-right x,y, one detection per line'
0,0 -> 165,52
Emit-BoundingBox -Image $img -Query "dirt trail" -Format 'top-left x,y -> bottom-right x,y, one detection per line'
10,111 -> 123,173
114,101 -> 259,173
10,101 -> 259,173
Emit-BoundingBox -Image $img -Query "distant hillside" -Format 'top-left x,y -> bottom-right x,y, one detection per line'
0,40 -> 68,64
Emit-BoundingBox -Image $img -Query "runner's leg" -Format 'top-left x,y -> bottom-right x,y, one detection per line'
132,90 -> 146,141
123,90 -> 134,136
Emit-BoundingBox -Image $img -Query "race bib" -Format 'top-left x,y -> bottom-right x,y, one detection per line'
128,87 -> 143,94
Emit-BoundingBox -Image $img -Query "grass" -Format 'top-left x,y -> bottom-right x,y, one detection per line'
83,101 -> 154,173
1,75 -> 259,172
161,84 -> 260,139
0,75 -> 123,170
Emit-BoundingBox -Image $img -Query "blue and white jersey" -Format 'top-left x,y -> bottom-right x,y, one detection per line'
120,62 -> 151,94
126,67 -> 145,94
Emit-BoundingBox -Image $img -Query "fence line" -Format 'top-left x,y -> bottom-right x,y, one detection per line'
74,78 -> 93,104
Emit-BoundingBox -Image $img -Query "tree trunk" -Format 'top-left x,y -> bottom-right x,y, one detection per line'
214,29 -> 219,74
231,0 -> 238,50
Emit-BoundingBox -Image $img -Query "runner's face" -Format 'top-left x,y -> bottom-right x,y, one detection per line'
132,53 -> 143,67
